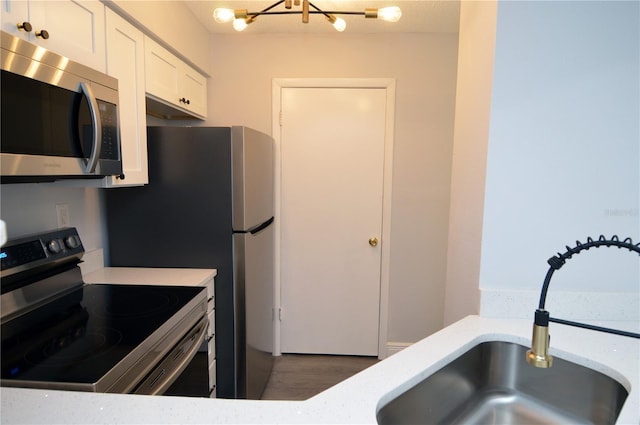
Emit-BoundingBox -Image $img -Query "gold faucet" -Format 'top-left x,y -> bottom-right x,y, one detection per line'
527,235 -> 640,369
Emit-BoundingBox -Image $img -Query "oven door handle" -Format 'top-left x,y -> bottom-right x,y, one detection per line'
134,316 -> 208,395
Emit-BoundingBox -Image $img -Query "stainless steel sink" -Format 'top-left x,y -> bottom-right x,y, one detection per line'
376,341 -> 628,425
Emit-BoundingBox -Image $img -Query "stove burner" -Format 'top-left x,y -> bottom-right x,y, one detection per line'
24,327 -> 123,368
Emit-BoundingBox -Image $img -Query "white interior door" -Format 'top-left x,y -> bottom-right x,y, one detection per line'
279,86 -> 387,356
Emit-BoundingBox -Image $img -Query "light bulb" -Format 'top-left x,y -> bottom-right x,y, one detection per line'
377,6 -> 401,22
233,18 -> 248,31
213,8 -> 235,23
332,17 -> 346,32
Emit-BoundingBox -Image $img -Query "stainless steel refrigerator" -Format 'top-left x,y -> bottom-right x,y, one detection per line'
105,126 -> 274,400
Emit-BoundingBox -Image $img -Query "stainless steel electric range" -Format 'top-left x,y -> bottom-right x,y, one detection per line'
0,227 -> 207,394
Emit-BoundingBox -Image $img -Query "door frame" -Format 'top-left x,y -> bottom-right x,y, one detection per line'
271,78 -> 395,358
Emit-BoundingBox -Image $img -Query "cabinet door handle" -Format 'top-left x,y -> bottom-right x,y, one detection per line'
179,97 -> 191,105
17,22 -> 33,33
35,29 -> 50,39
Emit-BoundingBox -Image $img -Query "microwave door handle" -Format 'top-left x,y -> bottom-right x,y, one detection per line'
78,82 -> 102,173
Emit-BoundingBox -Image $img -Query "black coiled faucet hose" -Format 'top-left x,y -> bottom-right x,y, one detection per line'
536,235 -> 640,339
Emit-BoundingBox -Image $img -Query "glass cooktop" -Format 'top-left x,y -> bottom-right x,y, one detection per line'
1,283 -> 205,389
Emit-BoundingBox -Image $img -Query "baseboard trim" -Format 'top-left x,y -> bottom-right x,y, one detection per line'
385,342 -> 412,358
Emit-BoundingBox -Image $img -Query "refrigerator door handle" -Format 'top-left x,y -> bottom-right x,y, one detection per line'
234,216 -> 275,235
249,216 -> 274,235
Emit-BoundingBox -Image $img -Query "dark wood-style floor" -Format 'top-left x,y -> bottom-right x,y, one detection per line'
261,354 -> 379,400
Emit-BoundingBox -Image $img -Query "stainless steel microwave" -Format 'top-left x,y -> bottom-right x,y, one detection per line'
1,31 -> 122,183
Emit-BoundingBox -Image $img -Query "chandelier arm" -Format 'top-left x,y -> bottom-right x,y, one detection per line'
243,0 -> 367,19
248,11 -> 365,16
250,0 -> 287,18
323,11 -> 366,15
307,1 -> 332,20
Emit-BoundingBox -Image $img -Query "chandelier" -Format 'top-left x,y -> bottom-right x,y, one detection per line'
213,0 -> 402,32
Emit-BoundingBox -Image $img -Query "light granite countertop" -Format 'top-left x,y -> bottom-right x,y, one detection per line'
2,315 -> 638,424
82,267 -> 217,288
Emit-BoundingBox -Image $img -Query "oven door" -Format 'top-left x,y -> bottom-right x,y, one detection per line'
134,316 -> 208,395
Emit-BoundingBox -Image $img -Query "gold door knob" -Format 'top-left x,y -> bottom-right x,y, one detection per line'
369,237 -> 379,247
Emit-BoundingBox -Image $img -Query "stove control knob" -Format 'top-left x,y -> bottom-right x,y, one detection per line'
47,239 -> 62,254
65,235 -> 81,249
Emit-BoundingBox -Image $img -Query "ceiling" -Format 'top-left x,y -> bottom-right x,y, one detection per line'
182,0 -> 460,34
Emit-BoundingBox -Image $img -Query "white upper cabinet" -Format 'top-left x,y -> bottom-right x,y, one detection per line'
180,65 -> 208,118
104,8 -> 148,187
1,0 -> 106,72
144,36 -> 207,119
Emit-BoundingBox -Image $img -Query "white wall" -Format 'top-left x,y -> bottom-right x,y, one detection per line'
446,0 -> 639,323
203,32 -> 459,343
0,184 -> 105,253
443,1 -> 497,326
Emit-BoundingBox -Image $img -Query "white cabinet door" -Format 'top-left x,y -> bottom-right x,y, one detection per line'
105,8 -> 148,186
144,36 -> 207,119
1,0 -> 30,37
181,67 -> 207,118
1,0 -> 106,72
144,36 -> 181,105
